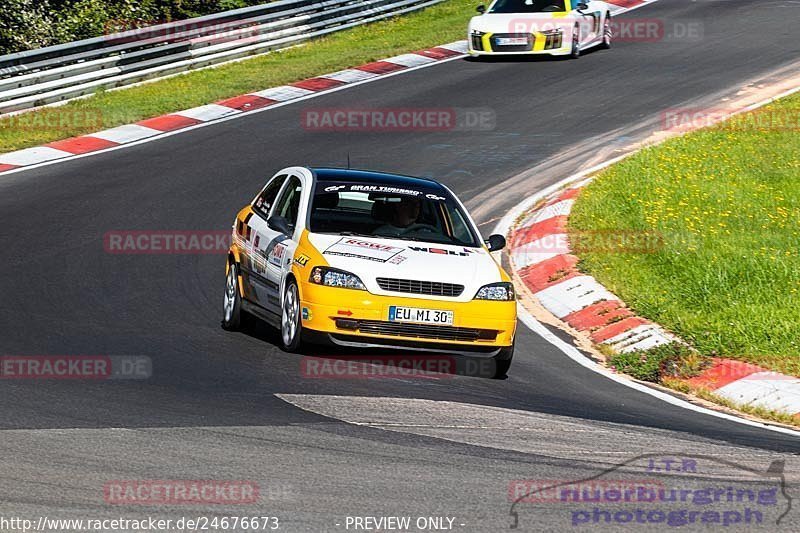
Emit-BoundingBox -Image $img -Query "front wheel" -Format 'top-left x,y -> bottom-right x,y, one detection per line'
281,279 -> 304,352
222,260 -> 243,331
492,343 -> 514,379
570,25 -> 581,59
600,14 -> 612,49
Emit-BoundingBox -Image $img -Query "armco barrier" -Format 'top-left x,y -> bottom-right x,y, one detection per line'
0,0 -> 444,115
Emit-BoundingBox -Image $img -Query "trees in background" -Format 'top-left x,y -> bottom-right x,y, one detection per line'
0,0 -> 267,55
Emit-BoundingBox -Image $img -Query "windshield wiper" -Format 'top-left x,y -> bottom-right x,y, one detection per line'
336,231 -> 375,237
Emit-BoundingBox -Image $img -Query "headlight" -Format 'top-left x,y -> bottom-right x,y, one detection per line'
474,282 -> 515,301
309,267 -> 366,290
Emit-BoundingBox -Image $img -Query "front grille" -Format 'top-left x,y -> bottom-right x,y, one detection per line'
376,277 -> 464,297
342,319 -> 497,342
490,33 -> 533,52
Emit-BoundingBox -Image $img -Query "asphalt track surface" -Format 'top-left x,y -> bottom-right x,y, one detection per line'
1,0 -> 800,531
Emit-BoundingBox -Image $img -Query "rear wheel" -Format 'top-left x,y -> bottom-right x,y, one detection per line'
570,25 -> 581,58
281,279 -> 304,352
601,13 -> 612,49
222,260 -> 242,331
492,342 -> 514,379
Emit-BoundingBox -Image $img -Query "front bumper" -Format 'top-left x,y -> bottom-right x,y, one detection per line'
299,282 -> 516,352
469,31 -> 570,56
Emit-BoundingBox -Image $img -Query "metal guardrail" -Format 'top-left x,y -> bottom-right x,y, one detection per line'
0,0 -> 445,115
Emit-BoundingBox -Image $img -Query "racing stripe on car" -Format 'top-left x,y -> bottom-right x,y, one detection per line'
533,32 -> 547,52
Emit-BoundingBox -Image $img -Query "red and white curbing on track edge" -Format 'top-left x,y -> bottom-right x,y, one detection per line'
0,0 -> 658,175
507,182 -> 800,416
5,0 -> 795,431
0,43 -> 469,174
498,83 -> 800,424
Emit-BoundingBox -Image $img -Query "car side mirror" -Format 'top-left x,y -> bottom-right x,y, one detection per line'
267,215 -> 292,237
576,2 -> 589,10
476,4 -> 486,14
485,234 -> 506,252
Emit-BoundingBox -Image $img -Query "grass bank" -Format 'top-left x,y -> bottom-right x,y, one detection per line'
0,0 -> 475,153
570,93 -> 800,376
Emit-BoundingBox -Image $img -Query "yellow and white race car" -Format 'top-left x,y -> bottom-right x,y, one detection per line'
222,167 -> 517,377
468,0 -> 612,58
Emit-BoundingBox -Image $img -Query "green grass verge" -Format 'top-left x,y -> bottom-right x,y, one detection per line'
570,93 -> 800,376
608,343 -> 706,382
0,0 -> 475,153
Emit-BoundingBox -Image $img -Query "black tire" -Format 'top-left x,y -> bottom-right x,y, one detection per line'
492,342 -> 514,379
570,25 -> 581,59
600,13 -> 612,49
221,260 -> 243,331
280,278 -> 304,352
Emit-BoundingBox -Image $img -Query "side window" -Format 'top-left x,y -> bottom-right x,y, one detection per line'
273,176 -> 303,231
253,175 -> 287,218
449,207 -> 475,244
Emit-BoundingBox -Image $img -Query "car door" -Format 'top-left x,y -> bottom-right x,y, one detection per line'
240,173 -> 286,314
264,174 -> 306,307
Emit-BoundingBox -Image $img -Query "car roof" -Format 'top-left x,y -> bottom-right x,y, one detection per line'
309,167 -> 446,192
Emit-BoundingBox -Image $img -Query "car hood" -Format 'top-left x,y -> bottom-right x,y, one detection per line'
469,13 -> 574,34
307,233 -> 504,302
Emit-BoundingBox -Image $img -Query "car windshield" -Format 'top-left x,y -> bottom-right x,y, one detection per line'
488,0 -> 568,13
309,181 -> 481,247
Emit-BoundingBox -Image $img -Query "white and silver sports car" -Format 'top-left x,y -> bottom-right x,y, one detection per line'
468,0 -> 612,58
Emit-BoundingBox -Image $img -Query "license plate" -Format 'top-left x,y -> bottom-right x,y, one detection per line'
497,37 -> 528,46
389,306 -> 454,325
